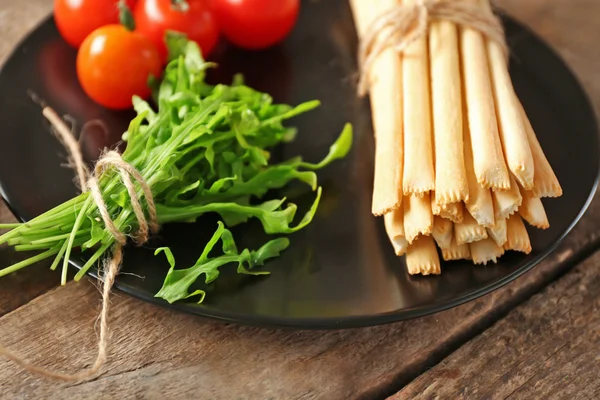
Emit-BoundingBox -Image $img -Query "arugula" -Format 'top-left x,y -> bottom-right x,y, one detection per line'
155,221 -> 289,303
0,38 -> 352,303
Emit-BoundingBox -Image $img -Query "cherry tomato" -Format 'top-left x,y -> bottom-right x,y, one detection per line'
77,25 -> 162,110
134,0 -> 220,62
210,0 -> 299,50
54,0 -> 137,48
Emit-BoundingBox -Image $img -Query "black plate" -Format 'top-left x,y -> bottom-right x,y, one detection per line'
0,1 -> 597,329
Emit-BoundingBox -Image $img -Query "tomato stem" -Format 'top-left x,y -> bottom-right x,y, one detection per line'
118,0 -> 136,31
171,0 -> 190,12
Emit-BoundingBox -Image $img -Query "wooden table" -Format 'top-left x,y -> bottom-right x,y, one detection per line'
0,0 -> 598,398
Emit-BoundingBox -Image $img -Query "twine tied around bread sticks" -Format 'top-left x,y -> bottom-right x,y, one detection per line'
357,0 -> 507,96
0,107 -> 158,382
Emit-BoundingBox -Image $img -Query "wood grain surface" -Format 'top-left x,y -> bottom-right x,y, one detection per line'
392,249 -> 600,400
0,0 -> 598,399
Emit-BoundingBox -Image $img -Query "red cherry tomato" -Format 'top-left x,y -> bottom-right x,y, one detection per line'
210,0 -> 299,50
77,25 -> 162,110
54,0 -> 137,48
134,0 -> 220,62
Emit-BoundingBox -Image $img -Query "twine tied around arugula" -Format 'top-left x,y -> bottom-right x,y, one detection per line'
356,0 -> 508,96
0,36 -> 352,381
0,110 -> 157,382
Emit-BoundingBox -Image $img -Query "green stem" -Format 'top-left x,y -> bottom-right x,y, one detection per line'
15,243 -> 61,251
30,229 -> 91,245
15,236 -> 87,252
0,248 -> 60,278
0,223 -> 22,229
50,240 -> 69,271
118,0 -> 136,31
0,195 -> 87,245
21,207 -> 83,230
171,0 -> 190,12
62,196 -> 93,285
0,224 -> 26,246
20,195 -> 86,228
74,241 -> 113,281
8,229 -> 72,245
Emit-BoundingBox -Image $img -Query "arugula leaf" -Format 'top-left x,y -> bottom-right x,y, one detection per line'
298,123 -> 353,170
155,222 -> 289,304
156,187 -> 322,233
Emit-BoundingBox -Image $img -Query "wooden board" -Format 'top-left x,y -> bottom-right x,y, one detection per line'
0,202 -> 598,400
0,0 -> 598,399
392,249 -> 600,400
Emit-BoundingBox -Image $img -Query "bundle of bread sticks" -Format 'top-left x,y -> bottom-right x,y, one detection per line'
349,0 -> 562,274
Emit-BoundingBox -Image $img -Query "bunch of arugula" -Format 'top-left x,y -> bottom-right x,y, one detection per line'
0,38 -> 352,303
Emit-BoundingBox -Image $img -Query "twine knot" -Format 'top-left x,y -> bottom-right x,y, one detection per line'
0,107 -> 158,382
43,107 -> 159,248
88,150 -> 159,246
357,0 -> 507,96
